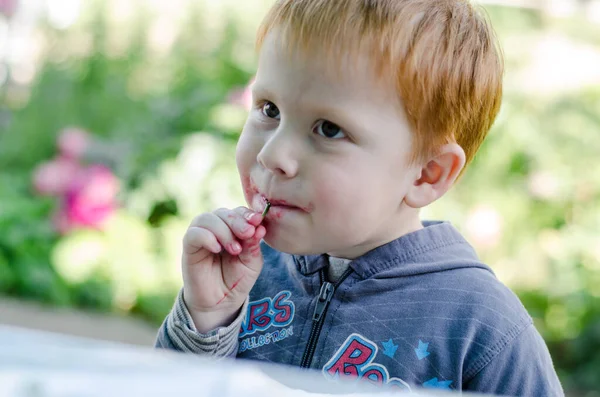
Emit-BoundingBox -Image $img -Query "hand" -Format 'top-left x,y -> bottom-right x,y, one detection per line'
181,207 -> 266,333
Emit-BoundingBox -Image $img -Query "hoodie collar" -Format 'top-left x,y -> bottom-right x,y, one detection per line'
296,221 -> 490,279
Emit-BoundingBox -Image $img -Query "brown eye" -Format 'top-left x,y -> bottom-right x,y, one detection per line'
261,101 -> 280,120
314,120 -> 345,139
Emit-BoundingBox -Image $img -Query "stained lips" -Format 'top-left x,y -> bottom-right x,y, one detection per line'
247,178 -> 313,215
264,198 -> 311,213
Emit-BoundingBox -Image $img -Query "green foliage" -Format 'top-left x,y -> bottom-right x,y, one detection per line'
0,2 -> 598,394
0,1 -> 252,321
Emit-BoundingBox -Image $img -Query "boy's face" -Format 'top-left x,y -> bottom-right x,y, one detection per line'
236,32 -> 423,258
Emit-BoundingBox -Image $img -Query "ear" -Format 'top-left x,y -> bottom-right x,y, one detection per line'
404,143 -> 466,209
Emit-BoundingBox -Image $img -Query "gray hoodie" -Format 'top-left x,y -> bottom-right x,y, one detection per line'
156,221 -> 563,396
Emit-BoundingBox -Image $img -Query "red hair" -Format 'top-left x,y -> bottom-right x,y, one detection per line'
256,0 -> 504,168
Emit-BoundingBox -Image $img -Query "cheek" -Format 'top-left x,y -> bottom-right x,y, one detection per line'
236,125 -> 260,172
238,175 -> 254,204
312,168 -> 369,223
310,163 -> 390,237
236,127 -> 260,202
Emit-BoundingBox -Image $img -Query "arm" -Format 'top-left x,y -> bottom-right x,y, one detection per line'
155,289 -> 247,359
464,323 -> 564,396
155,205 -> 266,358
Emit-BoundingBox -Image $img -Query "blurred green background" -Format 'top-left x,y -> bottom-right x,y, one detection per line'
0,0 -> 599,395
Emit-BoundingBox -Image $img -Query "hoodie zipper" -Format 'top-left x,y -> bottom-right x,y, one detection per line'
300,267 -> 353,368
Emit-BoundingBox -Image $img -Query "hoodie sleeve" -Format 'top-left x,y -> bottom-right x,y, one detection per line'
154,289 -> 247,359
463,323 -> 564,396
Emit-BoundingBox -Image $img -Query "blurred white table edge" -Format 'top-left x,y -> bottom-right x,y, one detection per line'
0,325 -> 493,397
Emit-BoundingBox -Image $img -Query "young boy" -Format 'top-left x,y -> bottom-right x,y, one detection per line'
156,0 -> 564,395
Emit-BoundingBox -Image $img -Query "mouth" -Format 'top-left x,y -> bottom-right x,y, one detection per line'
265,197 -> 304,211
256,194 -> 310,215
268,199 -> 299,209
247,178 -> 312,215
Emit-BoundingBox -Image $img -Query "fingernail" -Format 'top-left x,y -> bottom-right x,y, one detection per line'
231,242 -> 242,252
244,212 -> 256,221
240,224 -> 252,234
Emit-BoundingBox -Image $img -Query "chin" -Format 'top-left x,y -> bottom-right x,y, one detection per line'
263,233 -> 321,256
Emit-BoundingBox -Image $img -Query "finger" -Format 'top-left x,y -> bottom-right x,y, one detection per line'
215,207 -> 257,240
190,212 -> 242,256
238,225 -> 267,272
234,207 -> 263,227
183,226 -> 222,254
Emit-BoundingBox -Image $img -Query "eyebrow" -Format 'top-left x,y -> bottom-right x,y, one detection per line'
308,103 -> 367,135
251,84 -> 275,101
254,84 -> 346,119
251,83 -> 368,136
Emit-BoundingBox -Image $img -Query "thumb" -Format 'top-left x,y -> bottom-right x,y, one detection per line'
238,225 -> 267,273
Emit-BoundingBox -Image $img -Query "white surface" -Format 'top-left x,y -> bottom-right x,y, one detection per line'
0,325 -> 489,397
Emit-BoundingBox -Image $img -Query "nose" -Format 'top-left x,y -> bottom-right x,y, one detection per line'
256,126 -> 300,178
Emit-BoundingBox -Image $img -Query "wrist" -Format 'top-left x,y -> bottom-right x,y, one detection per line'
189,307 -> 243,334
182,292 -> 244,334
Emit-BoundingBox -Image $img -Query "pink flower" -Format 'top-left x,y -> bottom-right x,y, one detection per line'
57,127 -> 90,160
32,156 -> 81,196
32,126 -> 119,234
0,0 -> 18,18
228,77 -> 255,111
59,165 -> 120,231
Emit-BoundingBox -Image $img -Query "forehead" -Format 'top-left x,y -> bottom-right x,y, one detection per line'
254,31 -> 400,108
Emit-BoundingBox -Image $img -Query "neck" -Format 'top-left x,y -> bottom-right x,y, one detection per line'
327,207 -> 423,259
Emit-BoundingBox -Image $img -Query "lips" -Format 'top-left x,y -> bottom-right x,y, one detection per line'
256,193 -> 311,214
264,197 -> 307,212
267,198 -> 300,209
247,178 -> 312,214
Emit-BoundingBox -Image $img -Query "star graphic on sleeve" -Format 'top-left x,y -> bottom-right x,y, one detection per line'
381,338 -> 398,358
415,340 -> 430,360
423,377 -> 453,390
